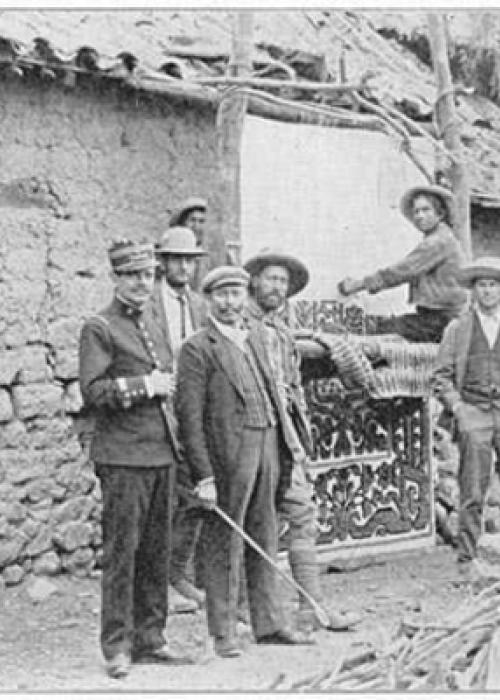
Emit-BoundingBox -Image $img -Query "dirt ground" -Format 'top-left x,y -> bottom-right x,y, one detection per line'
0,544 -> 475,692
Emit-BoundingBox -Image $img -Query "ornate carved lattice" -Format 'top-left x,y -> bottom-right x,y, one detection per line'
304,377 -> 433,549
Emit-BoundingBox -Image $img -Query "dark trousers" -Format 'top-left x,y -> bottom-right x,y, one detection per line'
371,306 -> 455,343
96,464 -> 173,660
169,499 -> 203,585
456,405 -> 500,561
201,426 -> 285,641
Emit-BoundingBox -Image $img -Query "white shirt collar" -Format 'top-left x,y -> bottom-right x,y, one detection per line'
210,314 -> 248,352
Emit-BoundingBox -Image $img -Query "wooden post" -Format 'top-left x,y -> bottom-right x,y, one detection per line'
215,11 -> 253,265
427,13 -> 472,260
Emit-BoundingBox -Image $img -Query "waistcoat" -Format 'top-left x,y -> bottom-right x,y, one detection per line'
462,313 -> 500,410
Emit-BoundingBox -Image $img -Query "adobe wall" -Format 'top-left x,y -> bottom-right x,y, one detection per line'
0,78 -> 221,584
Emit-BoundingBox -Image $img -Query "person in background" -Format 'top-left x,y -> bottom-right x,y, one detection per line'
338,185 -> 467,343
169,196 -> 208,290
154,226 -> 207,613
79,239 -> 191,679
176,266 -> 313,658
432,256 -> 500,575
244,249 -> 360,632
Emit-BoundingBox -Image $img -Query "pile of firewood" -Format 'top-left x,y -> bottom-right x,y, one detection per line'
272,581 -> 500,691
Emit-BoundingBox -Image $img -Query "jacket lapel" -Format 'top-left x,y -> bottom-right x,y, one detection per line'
207,320 -> 246,401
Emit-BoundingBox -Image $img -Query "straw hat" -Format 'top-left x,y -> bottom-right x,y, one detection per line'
457,256 -> 500,287
243,249 -> 309,298
156,227 -> 207,256
400,184 -> 454,222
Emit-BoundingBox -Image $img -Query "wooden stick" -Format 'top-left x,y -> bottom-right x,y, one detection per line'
196,75 -> 363,92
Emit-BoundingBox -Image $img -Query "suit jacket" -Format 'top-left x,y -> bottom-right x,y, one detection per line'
79,296 -> 179,466
175,318 -> 297,494
152,281 -> 207,351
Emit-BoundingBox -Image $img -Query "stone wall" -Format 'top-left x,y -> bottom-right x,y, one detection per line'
0,77 -> 220,584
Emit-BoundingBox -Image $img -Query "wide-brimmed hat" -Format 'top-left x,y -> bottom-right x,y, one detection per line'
169,197 -> 208,227
156,226 -> 207,256
458,256 -> 500,287
243,248 -> 309,298
201,266 -> 250,294
400,184 -> 454,222
108,239 -> 158,273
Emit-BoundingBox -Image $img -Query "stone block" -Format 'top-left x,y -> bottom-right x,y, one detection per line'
25,525 -> 54,557
27,577 -> 59,602
0,515 -> 10,538
64,381 -> 83,414
0,420 -> 28,449
51,495 -> 95,525
2,448 -> 45,484
26,478 -> 60,504
2,564 -> 25,586
4,501 -> 27,523
30,499 -> 53,522
46,318 -> 82,380
32,551 -> 61,576
25,417 -> 73,449
0,536 -> 25,569
61,547 -> 95,576
20,516 -> 41,541
0,390 -> 13,422
12,383 -> 63,420
0,346 -> 50,386
90,522 -> 102,547
52,521 -> 93,552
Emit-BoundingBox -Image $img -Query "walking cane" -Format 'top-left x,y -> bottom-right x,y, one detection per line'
179,486 -> 330,629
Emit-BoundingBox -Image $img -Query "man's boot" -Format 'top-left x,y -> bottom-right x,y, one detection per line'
289,549 -> 361,632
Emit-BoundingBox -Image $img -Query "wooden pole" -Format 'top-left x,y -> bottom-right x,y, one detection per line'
215,11 -> 253,266
198,75 -> 362,93
427,12 -> 472,260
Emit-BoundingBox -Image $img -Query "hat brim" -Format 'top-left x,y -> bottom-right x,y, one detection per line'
458,266 -> 500,288
244,253 -> 309,297
155,246 -> 207,257
400,185 -> 454,221
169,199 -> 207,227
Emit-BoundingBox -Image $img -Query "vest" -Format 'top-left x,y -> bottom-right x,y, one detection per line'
461,313 -> 500,410
221,336 -> 276,428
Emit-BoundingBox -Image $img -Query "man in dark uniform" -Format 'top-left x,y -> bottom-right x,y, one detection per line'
79,239 -> 190,679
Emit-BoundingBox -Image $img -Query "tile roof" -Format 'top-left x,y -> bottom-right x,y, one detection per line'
1,9 -> 500,206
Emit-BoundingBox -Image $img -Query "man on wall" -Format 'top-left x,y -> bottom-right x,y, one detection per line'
176,266 -> 312,658
244,249 -> 360,632
79,240 -> 190,679
338,185 -> 467,343
432,257 -> 500,573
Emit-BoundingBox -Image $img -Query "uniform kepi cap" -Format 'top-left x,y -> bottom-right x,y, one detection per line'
169,197 -> 207,227
201,266 -> 250,294
156,226 -> 207,256
108,239 -> 158,272
400,184 -> 454,221
457,256 -> 500,287
243,248 -> 309,297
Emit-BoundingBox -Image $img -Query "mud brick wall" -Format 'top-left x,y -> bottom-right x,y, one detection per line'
0,78 -> 221,585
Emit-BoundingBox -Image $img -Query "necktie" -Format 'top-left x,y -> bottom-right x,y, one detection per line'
177,294 -> 187,340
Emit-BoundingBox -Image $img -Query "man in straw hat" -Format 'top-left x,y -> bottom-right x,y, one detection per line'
244,249 -> 360,632
154,225 -> 208,613
79,239 -> 191,678
432,256 -> 500,573
176,266 -> 313,658
338,184 -> 467,343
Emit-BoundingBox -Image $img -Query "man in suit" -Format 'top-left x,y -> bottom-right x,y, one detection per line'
176,266 -> 312,658
338,185 -> 467,342
432,256 -> 500,573
244,249 -> 360,632
79,239 -> 190,679
154,226 -> 207,611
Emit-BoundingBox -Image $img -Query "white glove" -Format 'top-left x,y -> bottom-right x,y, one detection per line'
147,369 -> 176,398
193,477 -> 217,509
